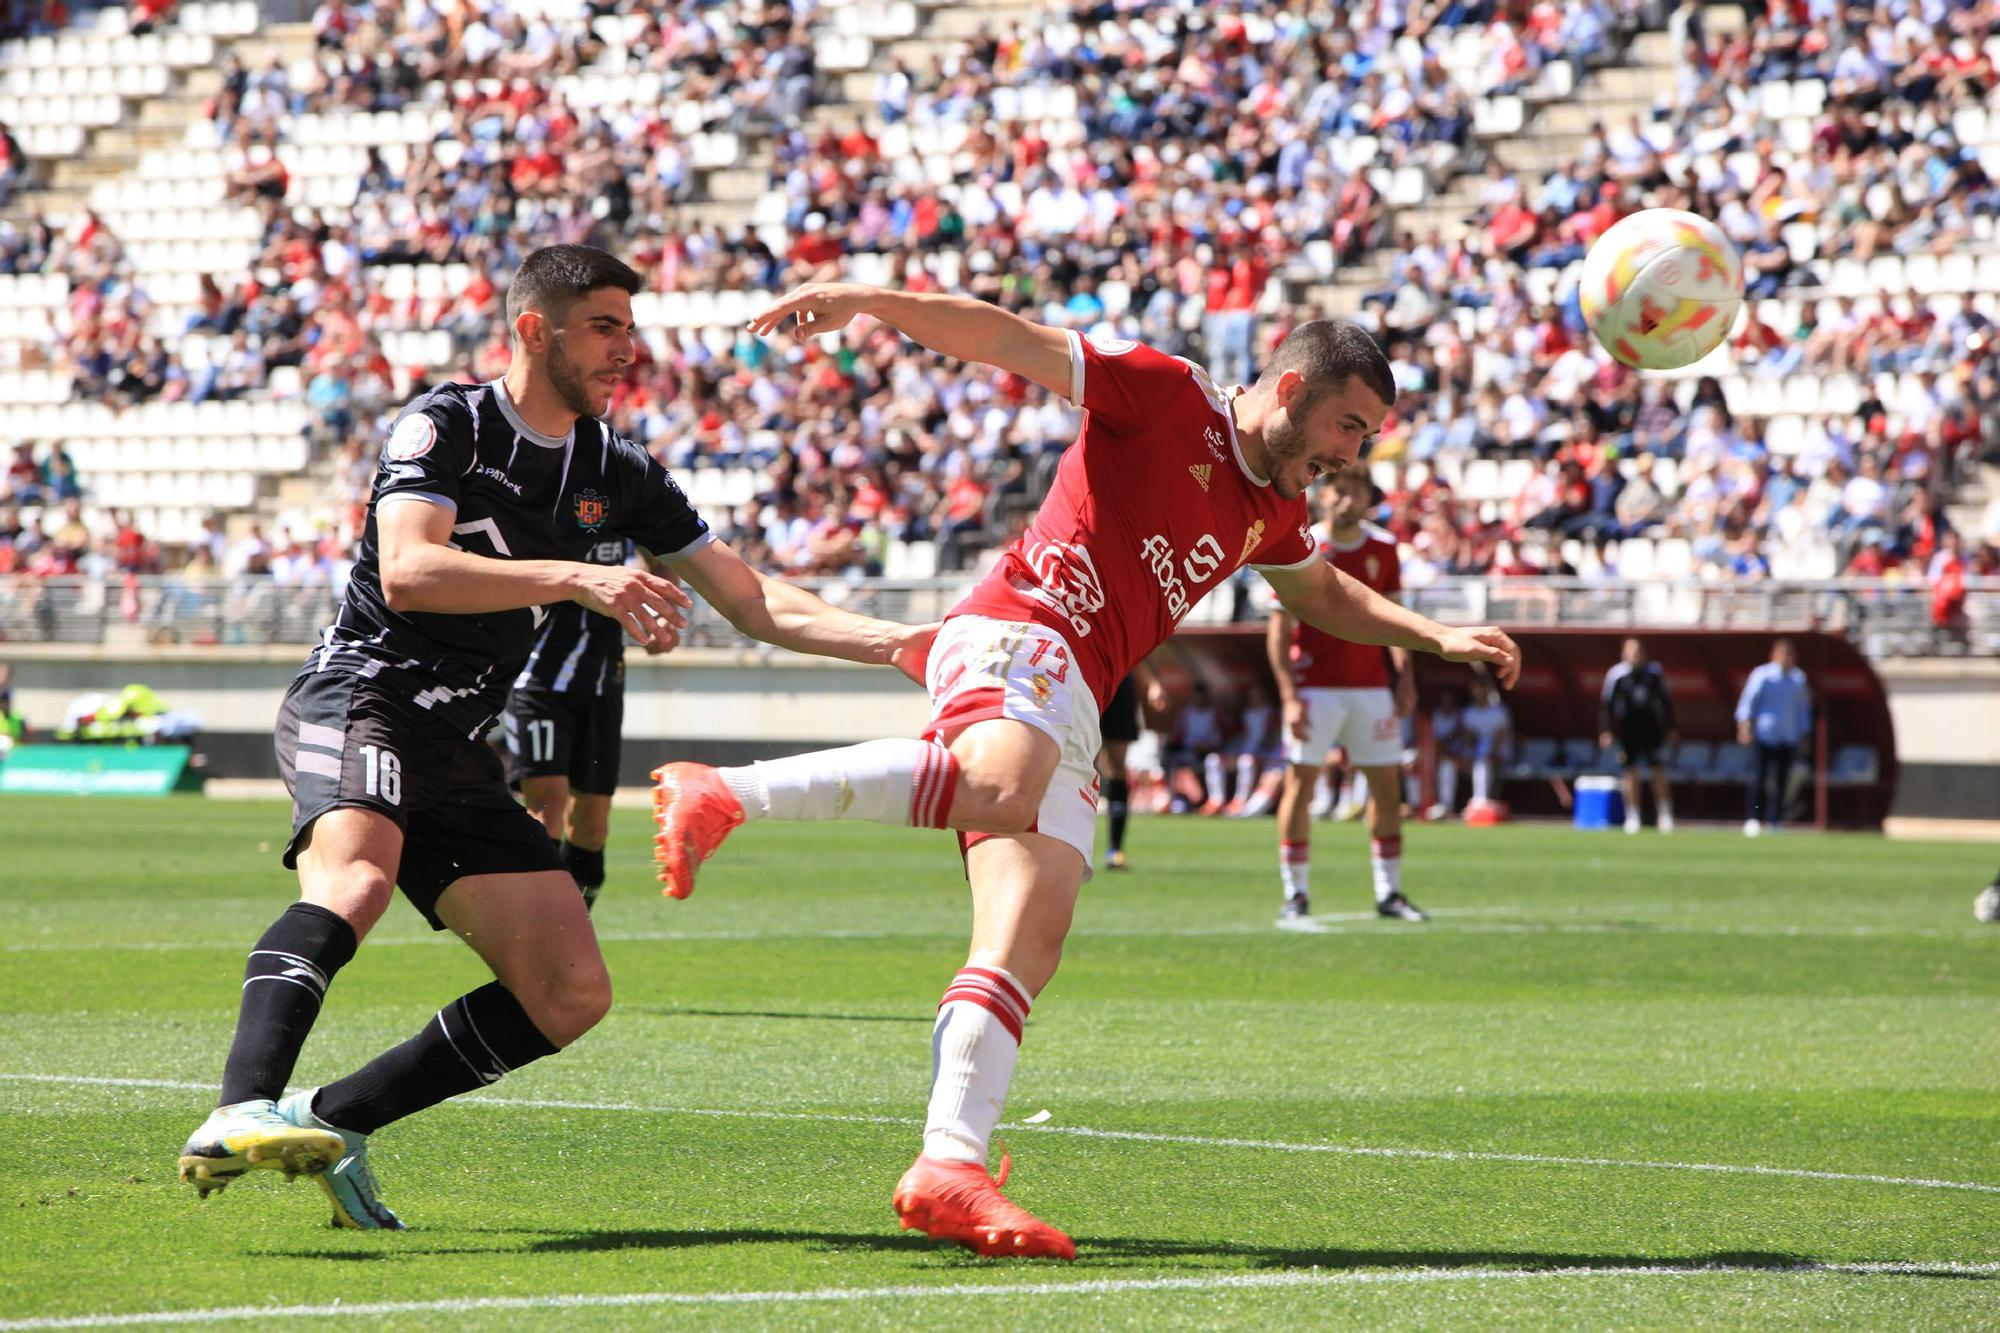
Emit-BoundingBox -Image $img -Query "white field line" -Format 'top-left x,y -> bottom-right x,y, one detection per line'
4,1072 -> 1996,1198
3,1261 -> 1997,1330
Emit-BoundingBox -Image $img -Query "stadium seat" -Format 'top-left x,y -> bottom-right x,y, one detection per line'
1827,745 -> 1879,787
1458,459 -> 1497,500
1614,537 -> 1655,578
1509,736 -> 1559,780
1652,538 -> 1692,578
1561,737 -> 1603,776
1710,743 -> 1755,782
1669,739 -> 1713,782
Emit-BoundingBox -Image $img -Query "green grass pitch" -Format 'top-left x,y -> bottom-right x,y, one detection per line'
1,795 -> 1995,1329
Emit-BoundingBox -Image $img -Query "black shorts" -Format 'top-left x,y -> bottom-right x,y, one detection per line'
503,683 -> 624,796
1617,731 -> 1667,770
275,671 -> 564,931
1100,673 -> 1141,744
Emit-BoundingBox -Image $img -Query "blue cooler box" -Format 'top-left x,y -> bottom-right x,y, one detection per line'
1573,775 -> 1625,829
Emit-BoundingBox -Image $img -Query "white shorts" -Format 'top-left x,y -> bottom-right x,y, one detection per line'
924,616 -> 1102,871
1284,687 -> 1401,768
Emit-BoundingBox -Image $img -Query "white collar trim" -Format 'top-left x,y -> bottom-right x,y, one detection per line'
490,378 -> 572,450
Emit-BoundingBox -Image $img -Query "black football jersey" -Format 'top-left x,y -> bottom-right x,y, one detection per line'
1600,660 -> 1676,737
513,535 -> 634,697
303,379 -> 710,738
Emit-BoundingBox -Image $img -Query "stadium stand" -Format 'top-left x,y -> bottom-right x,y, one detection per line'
0,0 -> 1996,655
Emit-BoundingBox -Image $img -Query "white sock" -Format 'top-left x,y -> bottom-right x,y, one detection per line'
1471,759 -> 1492,803
1280,839 -> 1311,898
923,966 -> 1029,1165
1371,837 -> 1403,903
1235,753 -> 1257,801
720,739 -> 958,828
1347,772 -> 1368,807
1436,760 -> 1458,809
1203,752 -> 1226,803
1404,772 -> 1421,807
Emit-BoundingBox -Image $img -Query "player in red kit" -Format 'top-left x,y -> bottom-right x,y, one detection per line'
1268,467 -> 1425,926
651,283 -> 1522,1259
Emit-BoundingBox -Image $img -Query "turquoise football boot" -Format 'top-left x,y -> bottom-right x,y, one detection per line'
178,1099 -> 344,1197
276,1089 -> 406,1230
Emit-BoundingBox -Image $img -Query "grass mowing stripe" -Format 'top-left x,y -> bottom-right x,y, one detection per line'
8,919 -> 1995,952
8,1072 -> 1996,1197
5,1260 -> 1997,1330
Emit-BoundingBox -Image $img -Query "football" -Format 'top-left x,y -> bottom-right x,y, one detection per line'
1579,208 -> 1744,370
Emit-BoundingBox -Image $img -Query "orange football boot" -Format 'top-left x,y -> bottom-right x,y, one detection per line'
651,763 -> 746,899
892,1152 -> 1076,1261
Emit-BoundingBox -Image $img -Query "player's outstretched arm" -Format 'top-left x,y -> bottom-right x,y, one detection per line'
747,284 -> 1076,401
1260,557 -> 1521,689
679,539 -> 934,683
376,498 -> 688,648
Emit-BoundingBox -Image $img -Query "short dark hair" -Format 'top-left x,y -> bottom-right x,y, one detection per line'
1258,319 -> 1396,411
505,244 -> 641,336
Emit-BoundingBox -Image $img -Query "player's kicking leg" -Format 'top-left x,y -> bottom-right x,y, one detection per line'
894,825 -> 1081,1261
652,617 -> 1089,1256
652,619 -> 1066,899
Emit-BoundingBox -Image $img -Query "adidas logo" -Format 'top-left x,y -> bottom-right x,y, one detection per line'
1188,464 -> 1212,492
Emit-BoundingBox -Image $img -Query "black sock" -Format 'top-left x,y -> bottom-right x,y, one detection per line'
311,982 -> 559,1136
561,840 -> 605,910
1106,777 -> 1130,852
218,903 -> 358,1105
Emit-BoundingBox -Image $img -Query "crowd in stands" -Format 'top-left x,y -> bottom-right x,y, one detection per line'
0,0 -> 1997,619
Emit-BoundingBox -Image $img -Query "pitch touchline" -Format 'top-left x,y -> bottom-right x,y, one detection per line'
2,1261 -> 1995,1330
5,1073 -> 1996,1197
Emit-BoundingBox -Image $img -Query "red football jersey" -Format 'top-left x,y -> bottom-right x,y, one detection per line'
951,333 -> 1317,706
1290,524 -> 1401,689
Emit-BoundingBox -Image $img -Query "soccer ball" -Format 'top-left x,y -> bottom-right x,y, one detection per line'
1976,883 -> 2000,923
1579,208 -> 1744,371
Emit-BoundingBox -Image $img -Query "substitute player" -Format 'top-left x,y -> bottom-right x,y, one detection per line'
505,537 -> 669,909
1599,636 -> 1677,834
176,246 -> 930,1229
652,283 -> 1520,1259
1268,468 -> 1425,924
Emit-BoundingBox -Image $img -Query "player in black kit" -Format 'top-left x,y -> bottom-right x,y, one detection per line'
504,536 -> 664,909
1598,636 -> 1678,834
177,245 -> 933,1228
1096,671 -> 1148,870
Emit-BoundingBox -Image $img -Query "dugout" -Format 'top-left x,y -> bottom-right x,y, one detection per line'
1144,627 -> 1898,830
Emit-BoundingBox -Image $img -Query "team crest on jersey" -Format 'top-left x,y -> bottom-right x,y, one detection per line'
1238,519 -> 1266,565
1188,464 -> 1212,492
385,413 -> 436,461
1085,332 -> 1137,356
573,489 -> 609,532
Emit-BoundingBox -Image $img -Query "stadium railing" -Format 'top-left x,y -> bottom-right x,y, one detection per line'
3,576 -> 1995,658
